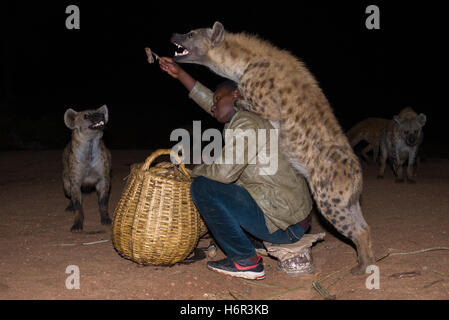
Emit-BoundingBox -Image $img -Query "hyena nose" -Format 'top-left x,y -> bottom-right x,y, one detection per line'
85,112 -> 104,123
407,136 -> 417,144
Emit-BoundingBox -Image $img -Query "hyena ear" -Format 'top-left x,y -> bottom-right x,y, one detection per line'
64,108 -> 78,129
393,115 -> 402,125
417,113 -> 426,127
211,21 -> 225,48
97,104 -> 109,123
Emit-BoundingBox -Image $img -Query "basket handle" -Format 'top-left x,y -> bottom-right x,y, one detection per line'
142,149 -> 190,178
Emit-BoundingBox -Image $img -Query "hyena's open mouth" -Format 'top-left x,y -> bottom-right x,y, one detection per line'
170,32 -> 191,62
89,120 -> 105,130
85,113 -> 105,130
173,42 -> 190,58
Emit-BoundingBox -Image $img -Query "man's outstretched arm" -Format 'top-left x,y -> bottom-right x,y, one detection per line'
153,55 -> 214,116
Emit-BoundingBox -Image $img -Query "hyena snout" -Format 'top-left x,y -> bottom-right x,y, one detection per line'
84,112 -> 106,130
171,22 -> 225,64
405,134 -> 419,146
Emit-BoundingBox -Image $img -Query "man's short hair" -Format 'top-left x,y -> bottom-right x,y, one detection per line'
216,80 -> 238,92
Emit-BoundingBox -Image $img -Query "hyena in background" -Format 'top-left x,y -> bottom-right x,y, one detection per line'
378,107 -> 426,183
169,21 -> 375,274
63,105 -> 112,232
346,118 -> 390,163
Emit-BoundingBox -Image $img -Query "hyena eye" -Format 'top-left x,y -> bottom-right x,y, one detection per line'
188,32 -> 194,39
404,130 -> 409,134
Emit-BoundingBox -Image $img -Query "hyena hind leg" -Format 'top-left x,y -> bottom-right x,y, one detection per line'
377,144 -> 388,179
360,144 -> 373,163
320,200 -> 375,275
345,202 -> 375,275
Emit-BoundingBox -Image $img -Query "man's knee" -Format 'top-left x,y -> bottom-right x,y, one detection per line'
190,176 -> 211,203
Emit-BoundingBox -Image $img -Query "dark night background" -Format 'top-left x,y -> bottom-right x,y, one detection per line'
1,1 -> 447,155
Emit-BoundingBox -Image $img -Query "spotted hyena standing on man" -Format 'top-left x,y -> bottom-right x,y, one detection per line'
63,105 -> 112,231
378,107 -> 426,183
169,22 -> 375,274
347,117 -> 390,163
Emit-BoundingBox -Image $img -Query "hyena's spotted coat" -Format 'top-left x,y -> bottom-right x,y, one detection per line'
170,22 -> 375,274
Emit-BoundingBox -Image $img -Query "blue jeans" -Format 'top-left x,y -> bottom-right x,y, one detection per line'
191,176 -> 307,261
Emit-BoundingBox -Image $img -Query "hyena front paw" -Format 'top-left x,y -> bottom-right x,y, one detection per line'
65,201 -> 76,211
350,263 -> 367,275
101,215 -> 112,225
406,177 -> 416,184
70,221 -> 83,232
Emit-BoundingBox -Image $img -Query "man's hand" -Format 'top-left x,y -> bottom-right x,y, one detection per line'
146,52 -> 196,91
159,57 -> 182,79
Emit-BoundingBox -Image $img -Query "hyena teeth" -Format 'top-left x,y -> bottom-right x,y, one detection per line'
92,121 -> 104,128
173,42 -> 189,57
175,49 -> 189,57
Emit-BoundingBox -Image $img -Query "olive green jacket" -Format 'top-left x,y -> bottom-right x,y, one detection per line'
189,81 -> 312,234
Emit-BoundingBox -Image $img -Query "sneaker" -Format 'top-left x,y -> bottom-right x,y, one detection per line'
207,256 -> 265,280
277,247 -> 314,276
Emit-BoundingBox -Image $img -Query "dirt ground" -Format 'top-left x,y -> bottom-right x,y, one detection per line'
0,150 -> 448,300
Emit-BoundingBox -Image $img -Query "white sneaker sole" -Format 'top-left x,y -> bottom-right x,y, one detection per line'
207,265 -> 265,280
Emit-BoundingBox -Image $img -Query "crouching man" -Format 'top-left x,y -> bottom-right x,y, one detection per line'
155,54 -> 321,280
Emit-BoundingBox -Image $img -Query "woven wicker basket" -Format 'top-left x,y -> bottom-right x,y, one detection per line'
112,149 -> 207,266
